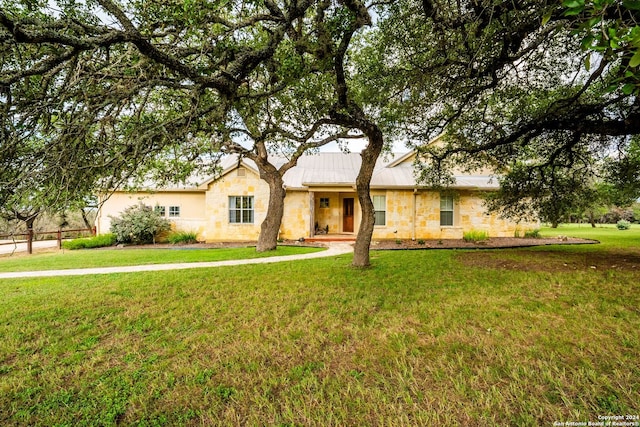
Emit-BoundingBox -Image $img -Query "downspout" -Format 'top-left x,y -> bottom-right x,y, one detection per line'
309,190 -> 315,237
412,189 -> 417,240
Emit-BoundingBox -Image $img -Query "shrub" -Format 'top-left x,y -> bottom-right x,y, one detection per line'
62,234 -> 116,250
514,229 -> 521,238
109,203 -> 171,245
417,239 -> 426,245
463,230 -> 489,243
168,231 -> 199,244
524,229 -> 541,238
617,220 -> 631,230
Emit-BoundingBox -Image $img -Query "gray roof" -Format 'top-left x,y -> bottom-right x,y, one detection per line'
211,152 -> 498,190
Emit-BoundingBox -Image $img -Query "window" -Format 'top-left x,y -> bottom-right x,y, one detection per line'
440,195 -> 454,226
373,195 -> 386,226
229,196 -> 254,224
169,206 -> 180,217
319,197 -> 330,208
154,206 -> 166,216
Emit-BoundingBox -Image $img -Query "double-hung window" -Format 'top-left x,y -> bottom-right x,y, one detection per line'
373,195 -> 386,226
169,206 -> 180,217
229,196 -> 254,224
154,206 -> 166,216
440,195 -> 454,226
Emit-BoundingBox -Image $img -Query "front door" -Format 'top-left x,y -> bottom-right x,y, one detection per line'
343,198 -> 354,233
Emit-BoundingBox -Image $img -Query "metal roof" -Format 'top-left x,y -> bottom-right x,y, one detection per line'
160,152 -> 499,191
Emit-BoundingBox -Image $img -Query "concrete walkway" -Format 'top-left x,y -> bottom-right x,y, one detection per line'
0,240 -> 60,255
0,243 -> 354,279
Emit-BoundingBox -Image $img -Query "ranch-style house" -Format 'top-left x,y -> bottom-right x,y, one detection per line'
95,151 -> 536,242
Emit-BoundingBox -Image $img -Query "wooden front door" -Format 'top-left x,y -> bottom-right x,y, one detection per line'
343,198 -> 354,233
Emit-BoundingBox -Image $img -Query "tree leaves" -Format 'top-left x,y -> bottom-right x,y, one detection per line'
562,0 -> 585,16
629,49 -> 640,67
365,0 -> 640,222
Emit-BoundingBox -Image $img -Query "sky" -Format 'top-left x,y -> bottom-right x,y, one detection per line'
319,138 -> 410,154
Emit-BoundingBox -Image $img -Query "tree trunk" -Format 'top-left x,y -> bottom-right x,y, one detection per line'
243,138 -> 315,252
14,209 -> 40,255
80,208 -> 93,230
551,221 -> 559,228
352,126 -> 384,268
256,168 -> 286,252
588,211 -> 596,228
25,215 -> 37,255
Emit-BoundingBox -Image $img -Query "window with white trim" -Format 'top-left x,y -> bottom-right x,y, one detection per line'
440,195 -> 454,226
154,206 -> 166,216
229,196 -> 254,224
373,195 -> 386,226
169,206 -> 180,217
319,197 -> 330,208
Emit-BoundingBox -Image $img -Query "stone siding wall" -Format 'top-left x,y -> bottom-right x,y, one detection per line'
372,190 -> 537,240
96,191 -> 207,238
204,166 -> 267,241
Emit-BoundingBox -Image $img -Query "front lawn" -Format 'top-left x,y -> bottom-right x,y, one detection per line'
541,223 -> 640,249
0,245 -> 323,272
0,229 -> 638,425
457,225 -> 640,273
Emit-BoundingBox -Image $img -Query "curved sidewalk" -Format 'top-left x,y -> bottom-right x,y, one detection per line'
0,243 -> 353,280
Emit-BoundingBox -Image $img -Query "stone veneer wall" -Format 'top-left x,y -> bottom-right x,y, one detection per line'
280,191 -> 311,240
96,191 -> 207,238
372,190 -> 537,240
313,192 -> 343,235
204,166 -> 267,241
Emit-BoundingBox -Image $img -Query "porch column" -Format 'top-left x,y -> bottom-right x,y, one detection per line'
309,191 -> 315,237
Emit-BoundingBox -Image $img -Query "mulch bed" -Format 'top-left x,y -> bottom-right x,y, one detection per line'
370,237 -> 596,250
116,236 -> 596,251
109,240 -> 325,250
371,237 -> 640,272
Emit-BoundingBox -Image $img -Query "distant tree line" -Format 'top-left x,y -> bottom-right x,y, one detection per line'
564,203 -> 640,226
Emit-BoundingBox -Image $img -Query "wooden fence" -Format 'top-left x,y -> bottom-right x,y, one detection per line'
0,227 -> 96,254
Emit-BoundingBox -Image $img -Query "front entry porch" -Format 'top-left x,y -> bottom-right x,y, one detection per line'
305,233 -> 356,243
309,190 -> 359,238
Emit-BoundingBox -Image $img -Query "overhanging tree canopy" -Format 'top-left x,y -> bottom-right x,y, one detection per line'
4,0 -> 640,264
362,0 -> 640,221
1,0 -> 389,265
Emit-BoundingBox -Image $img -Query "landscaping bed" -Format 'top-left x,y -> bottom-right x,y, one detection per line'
371,236 -> 596,250
116,236 -> 596,251
107,240 -> 325,250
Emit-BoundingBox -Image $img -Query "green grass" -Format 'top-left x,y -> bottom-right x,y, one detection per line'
167,231 -> 199,245
475,224 -> 640,277
0,229 -> 638,425
463,229 -> 489,242
0,245 -> 323,272
62,234 -> 116,250
541,223 -> 640,249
